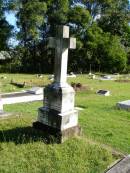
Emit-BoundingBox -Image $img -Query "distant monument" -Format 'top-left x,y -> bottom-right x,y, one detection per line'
33,25 -> 81,142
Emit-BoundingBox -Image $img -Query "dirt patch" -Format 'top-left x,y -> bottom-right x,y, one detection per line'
71,82 -> 91,91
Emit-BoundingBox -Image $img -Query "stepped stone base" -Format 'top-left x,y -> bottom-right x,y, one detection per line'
38,107 -> 78,131
33,121 -> 81,143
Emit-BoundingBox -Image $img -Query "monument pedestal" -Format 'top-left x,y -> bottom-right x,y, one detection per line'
33,122 -> 81,143
33,83 -> 81,143
33,25 -> 81,142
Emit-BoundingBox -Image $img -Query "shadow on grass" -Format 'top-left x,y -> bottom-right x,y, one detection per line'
76,105 -> 87,109
0,126 -> 60,144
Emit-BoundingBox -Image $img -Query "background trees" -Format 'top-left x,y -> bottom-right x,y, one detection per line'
1,0 -> 130,73
0,0 -> 13,51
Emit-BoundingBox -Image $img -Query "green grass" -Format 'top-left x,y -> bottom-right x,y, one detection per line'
1,74 -> 130,172
0,73 -> 50,93
0,103 -> 114,173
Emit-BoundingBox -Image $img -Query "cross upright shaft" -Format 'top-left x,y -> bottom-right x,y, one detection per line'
48,25 -> 76,86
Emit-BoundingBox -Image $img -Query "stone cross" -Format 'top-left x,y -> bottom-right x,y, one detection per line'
48,25 -> 76,85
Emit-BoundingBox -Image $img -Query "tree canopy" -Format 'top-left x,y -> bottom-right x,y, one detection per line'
1,0 -> 130,73
0,0 -> 13,51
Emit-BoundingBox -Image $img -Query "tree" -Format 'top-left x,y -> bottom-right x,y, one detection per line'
98,0 -> 129,36
4,0 -> 129,73
0,0 -> 13,51
86,23 -> 127,72
12,0 -> 47,72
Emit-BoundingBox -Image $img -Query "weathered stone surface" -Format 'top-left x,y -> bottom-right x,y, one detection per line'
117,100 -> 130,111
34,25 -> 80,142
38,107 -> 78,131
48,25 -> 76,85
105,155 -> 130,173
33,121 -> 81,143
44,84 -> 75,113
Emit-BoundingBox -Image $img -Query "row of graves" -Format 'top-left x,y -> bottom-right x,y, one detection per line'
0,26 -> 130,172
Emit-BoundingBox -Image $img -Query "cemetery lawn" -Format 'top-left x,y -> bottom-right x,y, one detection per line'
0,74 -> 130,173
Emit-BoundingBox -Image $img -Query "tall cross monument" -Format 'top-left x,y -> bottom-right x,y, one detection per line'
33,25 -> 81,142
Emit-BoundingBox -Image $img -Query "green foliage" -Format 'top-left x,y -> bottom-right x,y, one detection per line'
98,0 -> 129,36
48,0 -> 69,25
103,36 -> 127,72
69,6 -> 91,28
0,0 -> 130,73
0,0 -> 13,50
17,0 -> 47,42
86,24 -> 127,72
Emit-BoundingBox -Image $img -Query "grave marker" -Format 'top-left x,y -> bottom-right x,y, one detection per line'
33,25 -> 81,142
97,90 -> 110,96
117,100 -> 130,111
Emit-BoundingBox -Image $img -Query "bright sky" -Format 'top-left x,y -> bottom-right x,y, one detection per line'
5,12 -> 17,28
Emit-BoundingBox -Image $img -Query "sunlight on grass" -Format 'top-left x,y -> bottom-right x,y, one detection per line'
1,74 -> 130,172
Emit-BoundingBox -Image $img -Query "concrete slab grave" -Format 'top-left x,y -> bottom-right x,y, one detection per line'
105,155 -> 130,173
117,100 -> 130,111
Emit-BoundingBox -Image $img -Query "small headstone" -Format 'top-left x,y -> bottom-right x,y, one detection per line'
100,75 -> 113,80
97,90 -> 110,96
27,87 -> 43,95
92,74 -> 96,79
117,100 -> 130,111
88,73 -> 96,79
67,72 -> 76,78
36,74 -> 43,78
48,74 -> 54,81
105,155 -> 130,173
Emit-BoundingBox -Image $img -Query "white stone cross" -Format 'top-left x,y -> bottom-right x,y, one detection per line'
48,25 -> 76,86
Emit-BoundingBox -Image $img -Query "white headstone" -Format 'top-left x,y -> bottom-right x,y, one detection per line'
67,72 -> 76,78
100,75 -> 113,80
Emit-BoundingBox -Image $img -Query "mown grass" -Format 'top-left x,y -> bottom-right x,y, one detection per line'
0,73 -> 50,93
1,103 -> 114,173
0,74 -> 130,172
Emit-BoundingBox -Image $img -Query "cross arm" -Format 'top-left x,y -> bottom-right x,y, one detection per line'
47,37 -> 56,48
69,38 -> 76,49
63,37 -> 76,49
